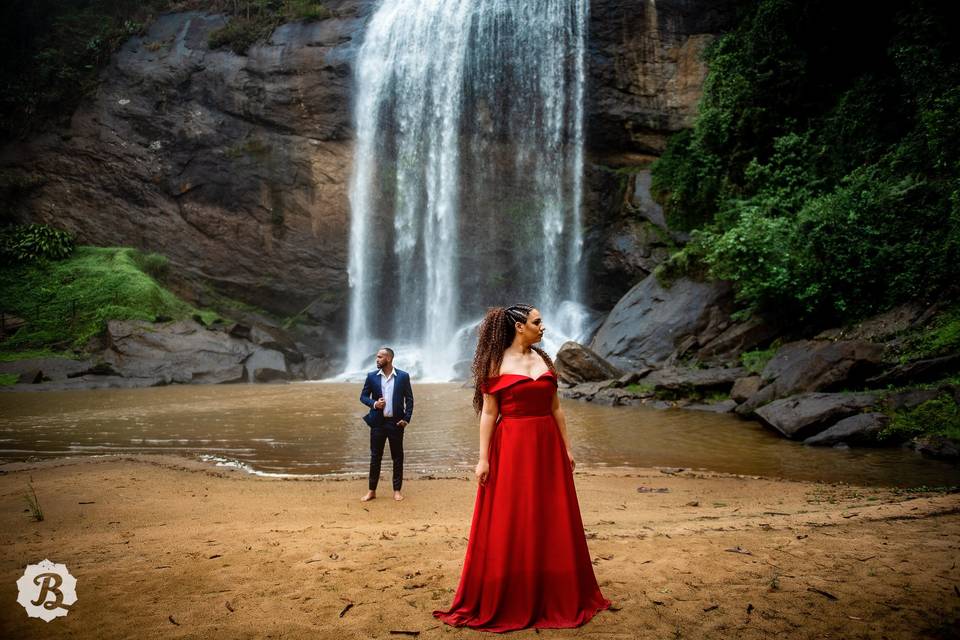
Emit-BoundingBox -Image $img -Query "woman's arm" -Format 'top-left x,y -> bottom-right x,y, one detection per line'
475,392 -> 499,484
551,391 -> 576,471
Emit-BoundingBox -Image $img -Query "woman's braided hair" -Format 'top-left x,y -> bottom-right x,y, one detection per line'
471,303 -> 557,413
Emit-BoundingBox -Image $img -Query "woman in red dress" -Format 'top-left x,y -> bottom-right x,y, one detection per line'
433,303 -> 611,632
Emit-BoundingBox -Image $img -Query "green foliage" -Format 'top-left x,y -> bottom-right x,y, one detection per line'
0,246 -> 221,354
740,348 -> 776,376
625,382 -> 654,395
650,0 -> 960,327
894,304 -> 960,363
0,223 -> 75,264
0,373 -> 18,386
880,394 -> 960,442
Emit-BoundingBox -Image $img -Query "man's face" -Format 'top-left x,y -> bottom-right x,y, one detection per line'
375,350 -> 392,369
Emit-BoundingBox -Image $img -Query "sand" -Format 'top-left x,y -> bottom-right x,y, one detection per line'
1,454 -> 958,639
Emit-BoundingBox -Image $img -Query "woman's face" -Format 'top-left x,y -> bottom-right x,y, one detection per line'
516,308 -> 545,345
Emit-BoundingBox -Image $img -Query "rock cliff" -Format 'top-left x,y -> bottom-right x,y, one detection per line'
2,0 -> 740,356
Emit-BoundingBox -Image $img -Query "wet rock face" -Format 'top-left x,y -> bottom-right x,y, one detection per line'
589,274 -> 735,371
586,0 -> 741,156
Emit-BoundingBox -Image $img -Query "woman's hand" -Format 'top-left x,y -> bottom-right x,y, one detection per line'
566,449 -> 576,472
475,460 -> 490,485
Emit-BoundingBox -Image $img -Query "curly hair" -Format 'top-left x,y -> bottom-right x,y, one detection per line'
471,303 -> 557,413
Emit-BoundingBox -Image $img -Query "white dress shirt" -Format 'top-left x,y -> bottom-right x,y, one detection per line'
378,368 -> 396,417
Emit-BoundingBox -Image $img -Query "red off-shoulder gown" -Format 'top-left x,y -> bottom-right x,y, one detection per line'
432,370 -> 611,632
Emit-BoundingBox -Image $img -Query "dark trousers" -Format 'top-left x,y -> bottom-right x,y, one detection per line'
369,418 -> 404,491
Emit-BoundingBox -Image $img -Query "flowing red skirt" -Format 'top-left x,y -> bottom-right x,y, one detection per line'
432,411 -> 611,632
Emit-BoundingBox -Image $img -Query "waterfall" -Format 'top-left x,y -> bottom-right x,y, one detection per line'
344,0 -> 589,380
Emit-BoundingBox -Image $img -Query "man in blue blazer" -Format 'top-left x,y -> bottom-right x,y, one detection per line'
360,347 -> 414,502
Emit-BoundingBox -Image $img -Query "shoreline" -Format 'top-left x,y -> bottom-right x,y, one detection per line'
2,454 -> 959,638
4,451 -> 957,489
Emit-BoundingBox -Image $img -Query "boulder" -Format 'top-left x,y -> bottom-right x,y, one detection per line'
1,375 -> 167,392
590,274 -> 734,370
554,341 -> 624,384
761,339 -> 885,390
738,339 -> 885,415
814,300 -> 932,342
909,435 -> 960,461
229,321 -> 304,363
682,399 -> 739,413
617,370 -> 650,386
0,357 -> 92,381
191,365 -> 246,385
102,318 -> 260,384
803,412 -> 891,446
882,387 -> 950,412
244,348 -> 288,383
591,387 -> 649,406
866,353 -> 960,387
17,369 -> 44,384
254,367 -> 291,383
730,376 -> 762,403
558,379 -> 621,400
695,315 -> 780,364
754,391 -> 884,440
641,366 -> 746,399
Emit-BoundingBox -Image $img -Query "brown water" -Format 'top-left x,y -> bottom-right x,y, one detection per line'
0,383 -> 957,487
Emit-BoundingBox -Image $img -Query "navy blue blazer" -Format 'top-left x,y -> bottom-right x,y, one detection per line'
360,368 -> 414,428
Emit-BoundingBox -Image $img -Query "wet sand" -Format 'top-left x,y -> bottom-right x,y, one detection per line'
1,454 -> 958,639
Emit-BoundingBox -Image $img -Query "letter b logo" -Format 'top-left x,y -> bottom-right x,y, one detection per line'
17,559 -> 77,621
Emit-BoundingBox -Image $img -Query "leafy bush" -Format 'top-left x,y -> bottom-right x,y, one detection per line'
0,223 -> 75,264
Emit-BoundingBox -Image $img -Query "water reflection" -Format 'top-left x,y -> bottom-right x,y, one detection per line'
0,383 -> 957,487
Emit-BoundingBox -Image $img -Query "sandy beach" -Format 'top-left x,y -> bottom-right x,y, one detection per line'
1,454 -> 958,639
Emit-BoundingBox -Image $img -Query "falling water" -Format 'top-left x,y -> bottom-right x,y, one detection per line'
344,0 -> 589,380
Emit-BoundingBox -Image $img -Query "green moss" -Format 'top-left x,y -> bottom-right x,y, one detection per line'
880,394 -> 960,442
0,246 -> 225,354
284,0 -> 333,21
0,372 -> 18,386
0,349 -> 80,362
895,303 -> 960,363
625,382 -> 654,394
740,347 -> 776,375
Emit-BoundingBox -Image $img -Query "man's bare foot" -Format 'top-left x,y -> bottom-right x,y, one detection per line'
394,491 -> 404,501
361,491 -> 376,502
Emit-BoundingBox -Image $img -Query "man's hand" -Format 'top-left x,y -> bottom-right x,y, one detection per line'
397,419 -> 408,428
374,397 -> 385,410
